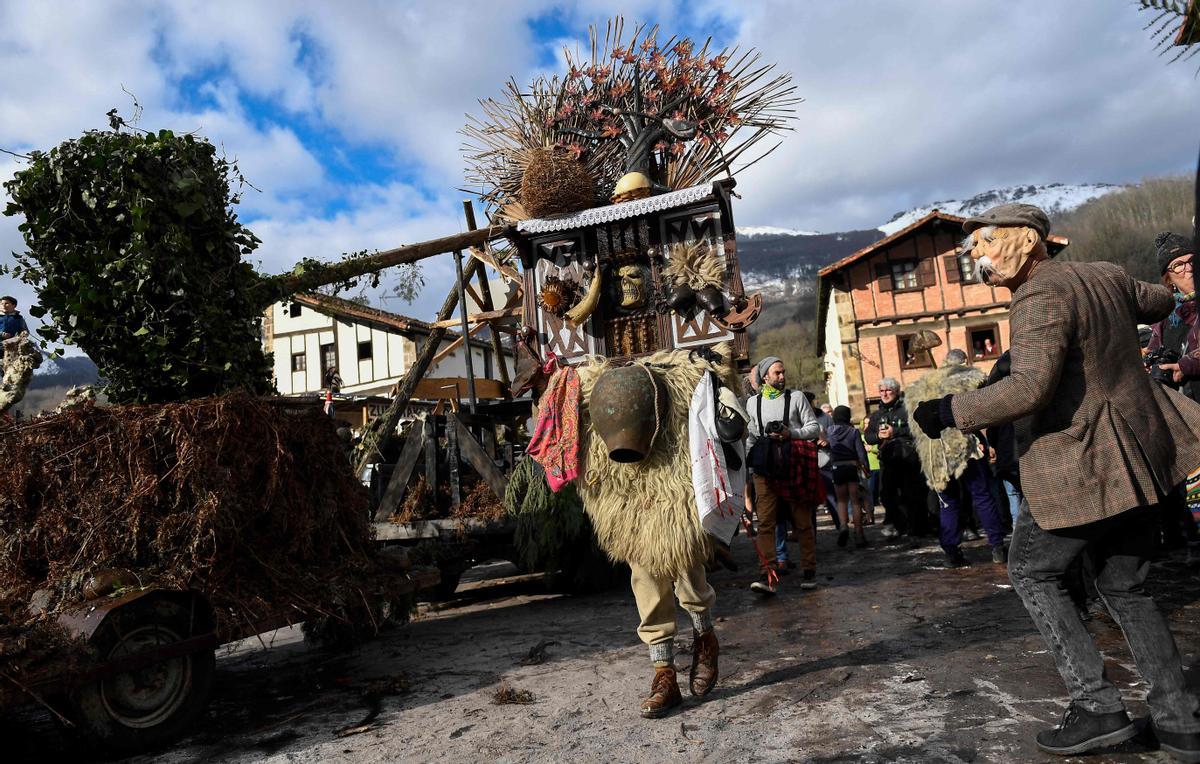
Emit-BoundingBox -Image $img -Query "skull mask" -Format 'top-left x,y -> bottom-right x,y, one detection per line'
615,264 -> 649,310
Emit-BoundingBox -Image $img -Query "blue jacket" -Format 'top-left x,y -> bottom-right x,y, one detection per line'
0,311 -> 28,337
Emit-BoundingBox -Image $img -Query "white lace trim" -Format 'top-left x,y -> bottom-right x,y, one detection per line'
516,184 -> 715,234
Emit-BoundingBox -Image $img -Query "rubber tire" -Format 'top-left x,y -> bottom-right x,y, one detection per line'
68,597 -> 215,756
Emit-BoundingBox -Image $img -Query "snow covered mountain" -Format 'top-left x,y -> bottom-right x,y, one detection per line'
31,354 -> 99,383
737,182 -> 1121,300
738,225 -> 821,238
878,182 -> 1121,236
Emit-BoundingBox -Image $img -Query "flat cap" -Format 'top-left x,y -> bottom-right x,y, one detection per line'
962,203 -> 1050,240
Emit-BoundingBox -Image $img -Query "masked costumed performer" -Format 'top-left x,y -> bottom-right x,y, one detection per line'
578,344 -> 746,719
912,203 -> 1200,759
905,348 -> 1009,567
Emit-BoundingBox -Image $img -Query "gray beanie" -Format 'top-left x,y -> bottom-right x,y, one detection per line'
756,356 -> 783,384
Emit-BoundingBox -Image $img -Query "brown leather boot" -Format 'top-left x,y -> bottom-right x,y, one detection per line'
689,629 -> 719,697
639,665 -> 682,718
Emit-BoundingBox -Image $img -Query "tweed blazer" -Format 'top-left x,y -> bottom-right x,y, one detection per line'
950,259 -> 1200,530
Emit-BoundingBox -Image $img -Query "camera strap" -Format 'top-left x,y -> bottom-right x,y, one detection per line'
755,389 -> 790,436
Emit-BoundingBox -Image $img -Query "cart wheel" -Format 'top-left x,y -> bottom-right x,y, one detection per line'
69,597 -> 215,755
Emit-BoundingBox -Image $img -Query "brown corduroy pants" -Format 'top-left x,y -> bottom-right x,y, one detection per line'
754,475 -> 816,573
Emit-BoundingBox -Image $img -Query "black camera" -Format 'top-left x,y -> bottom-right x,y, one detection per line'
766,420 -> 787,435
1144,346 -> 1182,388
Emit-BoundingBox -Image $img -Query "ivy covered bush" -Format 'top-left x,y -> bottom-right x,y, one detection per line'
3,125 -> 273,403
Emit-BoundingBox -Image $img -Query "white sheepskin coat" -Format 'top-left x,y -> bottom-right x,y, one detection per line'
576,343 -> 738,579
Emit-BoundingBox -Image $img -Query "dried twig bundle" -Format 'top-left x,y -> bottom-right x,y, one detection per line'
461,17 -> 799,221
518,147 -> 597,218
0,394 -> 404,684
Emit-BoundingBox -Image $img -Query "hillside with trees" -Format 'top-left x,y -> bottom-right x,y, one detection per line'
1055,176 -> 1192,281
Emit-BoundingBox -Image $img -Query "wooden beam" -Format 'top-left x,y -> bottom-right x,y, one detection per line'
266,225 -> 512,302
469,245 -> 522,284
462,281 -> 485,310
373,413 -> 427,521
353,255 -> 484,477
431,322 -> 488,366
424,415 -> 438,492
447,414 -> 461,507
448,413 -> 508,500
430,306 -> 522,329
464,200 -> 511,391
414,377 -> 506,400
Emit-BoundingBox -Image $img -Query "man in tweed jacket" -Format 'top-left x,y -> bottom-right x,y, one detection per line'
911,203 -> 1200,759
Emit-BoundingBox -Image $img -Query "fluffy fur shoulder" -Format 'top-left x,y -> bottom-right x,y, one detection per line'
904,364 -> 987,493
576,342 -> 735,579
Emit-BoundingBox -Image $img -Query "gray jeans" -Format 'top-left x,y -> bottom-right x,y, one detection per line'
1009,501 -> 1200,732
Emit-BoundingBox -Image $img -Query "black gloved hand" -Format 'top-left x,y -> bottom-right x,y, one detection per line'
913,398 -> 949,439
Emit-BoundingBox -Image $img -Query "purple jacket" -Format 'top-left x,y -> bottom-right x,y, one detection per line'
1147,305 -> 1200,378
827,423 -> 868,465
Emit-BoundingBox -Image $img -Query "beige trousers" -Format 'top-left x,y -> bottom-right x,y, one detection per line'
630,562 -> 715,648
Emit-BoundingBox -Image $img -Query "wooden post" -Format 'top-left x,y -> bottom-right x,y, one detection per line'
448,413 -> 508,500
424,415 -> 438,493
463,200 -> 511,390
446,413 -> 461,508
353,256 -> 484,477
373,413 -> 428,521
454,248 -> 478,415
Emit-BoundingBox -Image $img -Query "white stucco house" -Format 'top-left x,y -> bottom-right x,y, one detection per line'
262,293 -> 509,398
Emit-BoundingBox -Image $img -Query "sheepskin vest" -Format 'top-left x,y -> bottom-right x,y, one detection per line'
904,363 -> 987,492
576,343 -> 739,579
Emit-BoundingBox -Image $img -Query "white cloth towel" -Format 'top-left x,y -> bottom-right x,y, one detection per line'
689,371 -> 746,545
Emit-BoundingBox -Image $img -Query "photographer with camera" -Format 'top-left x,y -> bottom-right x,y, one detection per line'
745,356 -> 820,595
864,378 -> 930,541
1145,232 -> 1200,555
1146,232 -> 1200,400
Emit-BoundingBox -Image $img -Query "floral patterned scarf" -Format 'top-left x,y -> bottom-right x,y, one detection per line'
527,363 -> 581,493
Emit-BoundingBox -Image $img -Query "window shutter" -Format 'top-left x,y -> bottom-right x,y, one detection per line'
942,254 -> 961,284
875,264 -> 893,292
917,257 -> 937,287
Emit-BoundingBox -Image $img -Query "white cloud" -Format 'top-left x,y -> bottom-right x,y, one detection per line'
723,1 -> 1200,230
247,181 -> 472,321
3,0 -> 1199,350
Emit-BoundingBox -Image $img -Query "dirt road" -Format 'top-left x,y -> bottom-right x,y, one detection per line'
11,519 -> 1200,763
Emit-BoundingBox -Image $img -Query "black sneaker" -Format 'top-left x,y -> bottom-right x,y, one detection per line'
837,528 -> 849,548
991,545 -> 1008,564
799,569 -> 817,590
1035,704 -> 1136,756
1155,725 -> 1200,762
945,548 -> 969,568
750,575 -> 777,595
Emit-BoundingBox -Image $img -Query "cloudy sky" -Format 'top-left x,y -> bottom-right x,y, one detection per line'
1,0 -> 1197,335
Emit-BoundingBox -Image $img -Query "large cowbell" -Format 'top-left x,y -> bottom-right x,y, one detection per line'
589,364 -> 669,463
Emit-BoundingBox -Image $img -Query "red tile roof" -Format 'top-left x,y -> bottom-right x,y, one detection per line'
292,293 -> 461,339
817,209 -> 1069,278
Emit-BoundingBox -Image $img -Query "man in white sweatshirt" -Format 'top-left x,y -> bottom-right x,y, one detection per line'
745,356 -> 821,594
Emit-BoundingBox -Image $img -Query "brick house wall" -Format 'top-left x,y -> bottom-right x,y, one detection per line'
817,211 -> 1067,418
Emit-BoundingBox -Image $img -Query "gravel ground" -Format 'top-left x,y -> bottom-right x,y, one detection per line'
9,516 -> 1200,763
